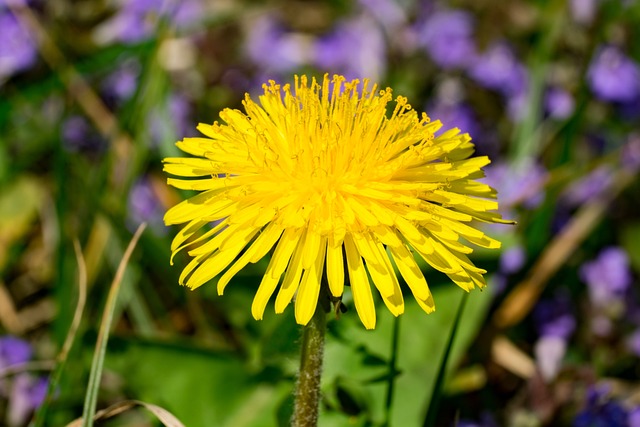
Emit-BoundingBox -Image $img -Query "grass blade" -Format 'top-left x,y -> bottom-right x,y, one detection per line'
423,292 -> 468,427
383,315 -> 401,426
67,399 -> 185,427
81,223 -> 146,427
31,239 -> 88,427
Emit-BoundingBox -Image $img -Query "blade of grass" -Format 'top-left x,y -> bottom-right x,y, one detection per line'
81,223 -> 146,427
105,235 -> 155,338
423,293 -> 468,427
31,239 -> 88,427
511,1 -> 565,165
67,399 -> 185,427
383,315 -> 401,427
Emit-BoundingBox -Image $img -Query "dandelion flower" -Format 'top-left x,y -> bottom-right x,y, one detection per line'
164,74 -> 510,329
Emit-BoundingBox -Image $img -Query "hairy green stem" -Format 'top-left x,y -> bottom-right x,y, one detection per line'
292,305 -> 327,427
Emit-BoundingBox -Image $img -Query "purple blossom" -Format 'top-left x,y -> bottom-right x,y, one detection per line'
0,336 -> 32,368
533,295 -> 576,339
468,42 -> 529,96
427,101 -> 479,137
245,15 -> 310,74
580,247 -> 632,306
61,116 -> 106,154
0,11 -> 38,80
573,384 -> 628,427
0,336 -> 47,427
454,414 -> 499,427
127,177 -> 166,235
570,0 -> 600,24
534,336 -> 566,381
418,10 -> 476,70
545,88 -> 575,119
95,0 -> 203,44
499,245 -> 526,274
358,0 -> 406,31
506,89 -> 530,122
314,16 -> 386,81
149,94 -> 192,145
8,375 -> 48,427
483,160 -> 547,210
102,59 -> 140,105
630,406 -> 640,427
587,46 -> 640,103
562,165 -> 614,207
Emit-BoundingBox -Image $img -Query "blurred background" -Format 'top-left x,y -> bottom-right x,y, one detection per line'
1,0 -> 640,426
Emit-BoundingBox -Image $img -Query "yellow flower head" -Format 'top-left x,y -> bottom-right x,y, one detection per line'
164,74 -> 510,329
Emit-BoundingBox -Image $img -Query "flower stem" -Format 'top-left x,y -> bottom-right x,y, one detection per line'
292,304 -> 327,427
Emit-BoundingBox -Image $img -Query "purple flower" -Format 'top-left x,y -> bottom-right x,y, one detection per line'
506,89 -> 530,122
0,11 -> 38,80
468,42 -> 528,96
500,245 -> 526,274
245,15 -> 310,75
570,0 -> 599,25
61,116 -> 106,154
8,375 -> 48,427
533,295 -> 576,339
574,384 -> 628,427
587,46 -> 640,103
454,414 -> 499,427
629,406 -> 640,427
0,337 -> 47,427
0,336 -> 32,368
314,16 -> 386,81
358,0 -> 406,31
580,247 -> 632,306
427,100 -> 479,137
562,165 -> 614,207
483,160 -> 547,210
534,336 -> 566,381
418,10 -> 476,70
127,177 -> 166,235
149,94 -> 192,146
545,88 -> 575,119
95,0 -> 203,44
102,59 -> 140,105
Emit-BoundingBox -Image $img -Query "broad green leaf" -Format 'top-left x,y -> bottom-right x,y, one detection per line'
104,338 -> 288,427
320,283 -> 494,426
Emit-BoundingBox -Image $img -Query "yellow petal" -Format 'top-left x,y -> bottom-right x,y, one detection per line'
163,157 -> 219,177
217,223 -> 283,294
250,228 -> 301,320
344,234 -> 376,330
275,229 -> 307,313
388,244 -> 430,301
295,236 -> 327,325
326,237 -> 345,297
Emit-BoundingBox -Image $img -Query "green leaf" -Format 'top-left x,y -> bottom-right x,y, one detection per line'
320,284 -> 494,426
104,338 -> 289,427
